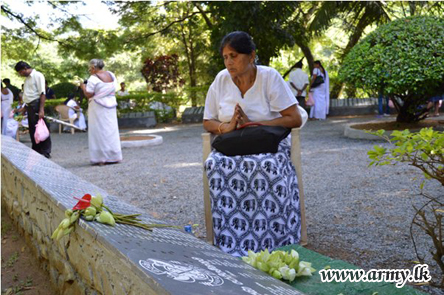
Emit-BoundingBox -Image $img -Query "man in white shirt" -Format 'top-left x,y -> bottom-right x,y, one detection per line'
117,82 -> 129,96
117,82 -> 131,109
15,61 -> 51,158
288,60 -> 309,109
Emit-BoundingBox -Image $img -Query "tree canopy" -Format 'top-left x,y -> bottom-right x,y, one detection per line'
2,0 -> 444,111
339,15 -> 444,123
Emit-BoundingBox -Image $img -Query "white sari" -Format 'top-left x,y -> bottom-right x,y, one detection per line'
86,72 -> 122,164
309,68 -> 330,120
1,88 -> 13,135
67,99 -> 87,130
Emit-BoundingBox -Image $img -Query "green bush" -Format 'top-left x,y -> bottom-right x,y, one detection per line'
340,16 -> 444,123
368,128 -> 444,288
44,98 -> 67,116
52,82 -> 78,99
116,93 -> 181,123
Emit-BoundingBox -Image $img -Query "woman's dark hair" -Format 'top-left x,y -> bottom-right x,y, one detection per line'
314,60 -> 325,74
219,31 -> 256,56
14,61 -> 31,72
64,93 -> 75,105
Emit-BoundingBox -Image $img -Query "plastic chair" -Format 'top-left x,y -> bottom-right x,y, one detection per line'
54,105 -> 76,134
202,127 -> 308,246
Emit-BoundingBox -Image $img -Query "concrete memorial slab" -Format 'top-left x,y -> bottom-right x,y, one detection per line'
1,135 -> 305,295
118,111 -> 157,128
182,106 -> 204,123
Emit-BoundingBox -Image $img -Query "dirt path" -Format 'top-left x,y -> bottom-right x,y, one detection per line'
1,210 -> 57,295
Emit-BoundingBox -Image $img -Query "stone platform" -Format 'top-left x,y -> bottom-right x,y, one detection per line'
1,135 -> 303,295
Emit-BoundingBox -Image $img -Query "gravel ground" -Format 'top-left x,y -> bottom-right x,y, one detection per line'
20,115 -> 443,294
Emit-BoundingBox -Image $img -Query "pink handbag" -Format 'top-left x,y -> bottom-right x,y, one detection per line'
306,92 -> 315,106
34,118 -> 50,144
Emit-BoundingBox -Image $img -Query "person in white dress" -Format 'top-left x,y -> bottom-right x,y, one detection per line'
1,83 -> 13,135
78,59 -> 122,165
64,93 -> 87,130
308,60 -> 330,120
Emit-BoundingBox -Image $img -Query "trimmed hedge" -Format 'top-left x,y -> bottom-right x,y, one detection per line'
51,82 -> 78,99
13,85 -> 210,123
339,16 -> 444,122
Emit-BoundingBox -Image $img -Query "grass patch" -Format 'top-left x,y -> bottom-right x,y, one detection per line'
6,251 -> 19,268
1,219 -> 12,235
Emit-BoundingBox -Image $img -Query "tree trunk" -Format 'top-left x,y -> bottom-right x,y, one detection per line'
189,38 -> 198,107
331,9 -> 375,99
330,83 -> 344,100
395,96 -> 428,123
291,39 -> 314,77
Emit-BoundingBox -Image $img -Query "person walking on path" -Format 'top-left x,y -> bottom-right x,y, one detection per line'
15,61 -> 52,158
78,58 -> 122,165
288,58 -> 309,110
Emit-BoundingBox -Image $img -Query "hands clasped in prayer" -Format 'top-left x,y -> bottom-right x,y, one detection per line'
220,103 -> 251,134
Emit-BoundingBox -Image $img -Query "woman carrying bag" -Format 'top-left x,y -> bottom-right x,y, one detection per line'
203,31 -> 304,257
308,60 -> 330,120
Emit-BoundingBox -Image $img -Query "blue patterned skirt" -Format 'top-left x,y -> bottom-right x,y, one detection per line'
204,138 -> 301,257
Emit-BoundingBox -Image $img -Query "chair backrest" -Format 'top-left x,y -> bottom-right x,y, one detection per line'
202,128 -> 308,246
54,104 -> 70,120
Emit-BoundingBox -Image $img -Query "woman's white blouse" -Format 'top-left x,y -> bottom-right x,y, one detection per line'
204,66 -> 297,123
312,68 -> 323,77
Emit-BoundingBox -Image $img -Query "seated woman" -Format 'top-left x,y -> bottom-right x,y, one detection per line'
203,31 -> 303,257
64,93 -> 87,130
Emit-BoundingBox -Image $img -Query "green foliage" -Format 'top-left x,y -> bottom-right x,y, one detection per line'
207,2 -> 300,67
368,128 -> 444,186
44,98 -> 68,109
51,82 -> 78,99
340,16 -> 444,122
116,93 -> 182,123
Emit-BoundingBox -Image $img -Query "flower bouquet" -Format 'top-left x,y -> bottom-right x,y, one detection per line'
242,249 -> 315,283
52,193 -> 180,241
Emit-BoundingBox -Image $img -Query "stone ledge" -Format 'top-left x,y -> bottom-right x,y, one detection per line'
344,122 -> 393,140
118,111 -> 157,128
120,134 -> 163,148
1,135 -> 303,295
182,106 -> 204,123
